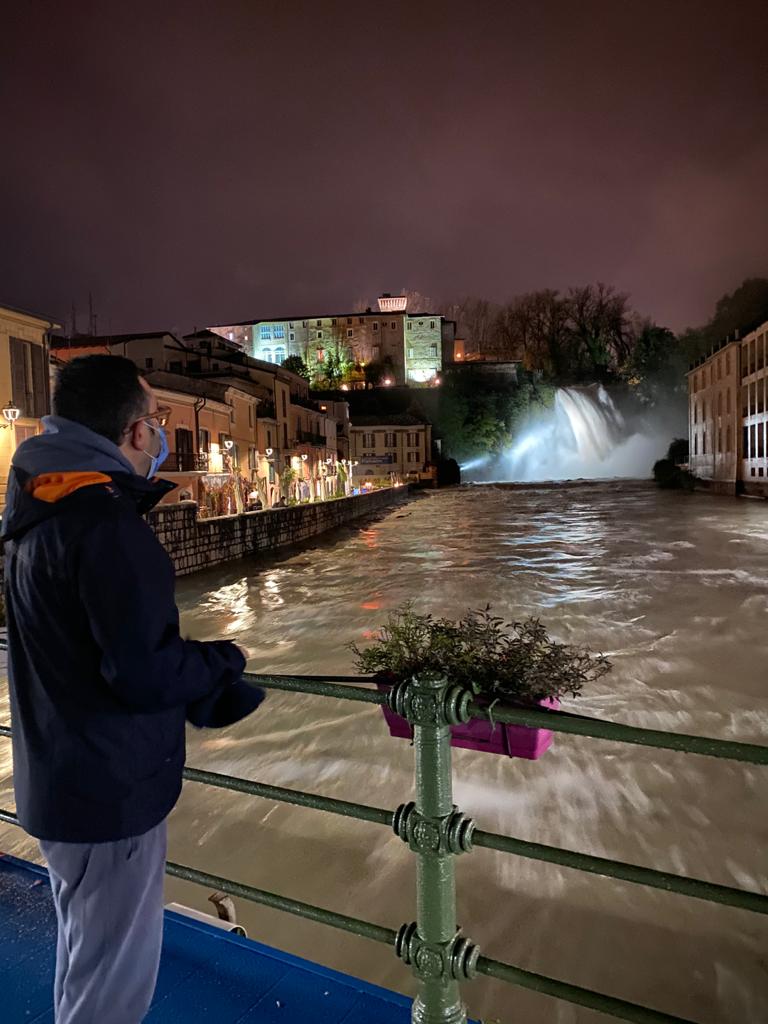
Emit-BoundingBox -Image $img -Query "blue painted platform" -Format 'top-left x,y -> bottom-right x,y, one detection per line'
0,852 -> 413,1023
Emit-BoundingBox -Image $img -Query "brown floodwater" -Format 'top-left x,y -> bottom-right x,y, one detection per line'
1,482 -> 767,1023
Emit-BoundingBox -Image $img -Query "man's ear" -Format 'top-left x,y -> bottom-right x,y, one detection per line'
127,419 -> 149,453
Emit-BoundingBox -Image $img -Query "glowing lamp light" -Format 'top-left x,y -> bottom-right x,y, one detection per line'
301,453 -> 308,461
2,401 -> 20,425
383,378 -> 393,386
265,447 -> 273,457
340,384 -> 350,391
224,439 -> 234,450
326,457 -> 332,464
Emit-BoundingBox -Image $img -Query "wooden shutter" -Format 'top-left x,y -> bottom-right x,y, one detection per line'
30,344 -> 48,418
9,338 -> 27,411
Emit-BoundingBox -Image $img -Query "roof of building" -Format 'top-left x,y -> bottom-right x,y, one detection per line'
0,300 -> 62,328
350,413 -> 430,427
51,331 -> 181,348
144,369 -> 230,404
211,311 -> 444,329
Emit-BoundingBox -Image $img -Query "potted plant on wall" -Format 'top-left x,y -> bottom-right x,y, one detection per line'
350,605 -> 610,760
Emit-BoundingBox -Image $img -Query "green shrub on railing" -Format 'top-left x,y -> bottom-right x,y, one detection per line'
350,603 -> 610,704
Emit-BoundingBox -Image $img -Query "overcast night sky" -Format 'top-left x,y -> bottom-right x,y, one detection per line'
2,0 -> 767,335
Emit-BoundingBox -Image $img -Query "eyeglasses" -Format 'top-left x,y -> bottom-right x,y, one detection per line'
145,405 -> 172,429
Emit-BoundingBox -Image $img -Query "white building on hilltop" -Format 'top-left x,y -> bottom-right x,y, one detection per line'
210,294 -> 448,386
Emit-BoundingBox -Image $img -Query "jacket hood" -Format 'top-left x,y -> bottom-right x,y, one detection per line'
1,416 -> 173,541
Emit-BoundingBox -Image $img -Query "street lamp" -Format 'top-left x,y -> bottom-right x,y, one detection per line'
1,401 -> 20,427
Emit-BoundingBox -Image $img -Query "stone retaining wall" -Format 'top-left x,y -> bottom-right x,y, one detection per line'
149,486 -> 414,576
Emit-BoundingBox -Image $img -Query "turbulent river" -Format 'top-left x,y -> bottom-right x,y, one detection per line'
2,483 -> 767,1023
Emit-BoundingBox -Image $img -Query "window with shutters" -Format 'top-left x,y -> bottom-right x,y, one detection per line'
9,335 -> 47,415
10,337 -> 48,419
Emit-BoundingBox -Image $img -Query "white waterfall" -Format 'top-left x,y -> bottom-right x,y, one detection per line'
465,386 -> 661,482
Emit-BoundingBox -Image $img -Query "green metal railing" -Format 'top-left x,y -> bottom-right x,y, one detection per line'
1,671 -> 766,1024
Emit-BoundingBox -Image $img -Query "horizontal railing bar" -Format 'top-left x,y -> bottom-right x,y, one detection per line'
0,807 -> 394,944
469,703 -> 768,765
0,724 -> 10,738
265,673 -> 378,683
243,673 -> 387,705
472,830 -> 768,915
475,955 -> 697,1024
4,667 -> 767,764
165,861 -> 397,946
182,767 -> 392,826
6,744 -> 767,918
183,770 -> 768,915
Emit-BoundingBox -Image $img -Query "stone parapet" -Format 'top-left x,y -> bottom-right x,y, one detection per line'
148,486 -> 413,577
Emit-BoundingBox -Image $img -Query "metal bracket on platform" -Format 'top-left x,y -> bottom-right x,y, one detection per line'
396,922 -> 480,983
393,801 -> 475,855
386,676 -> 473,727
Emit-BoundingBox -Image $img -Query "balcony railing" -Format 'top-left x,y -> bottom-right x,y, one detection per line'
160,451 -> 209,473
0,651 -> 766,1023
290,393 -> 322,412
296,429 -> 327,446
258,401 -> 276,420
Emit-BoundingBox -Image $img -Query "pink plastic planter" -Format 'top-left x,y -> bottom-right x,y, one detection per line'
376,683 -> 558,760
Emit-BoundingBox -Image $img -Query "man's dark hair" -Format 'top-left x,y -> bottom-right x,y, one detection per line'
53,355 -> 149,445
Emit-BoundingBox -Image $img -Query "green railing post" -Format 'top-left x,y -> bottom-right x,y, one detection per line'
390,674 -> 480,1024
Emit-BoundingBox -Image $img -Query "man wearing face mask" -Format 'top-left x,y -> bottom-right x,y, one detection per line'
2,355 -> 266,1023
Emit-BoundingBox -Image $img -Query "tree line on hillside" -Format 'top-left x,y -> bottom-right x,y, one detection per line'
404,278 -> 768,394
433,276 -> 768,464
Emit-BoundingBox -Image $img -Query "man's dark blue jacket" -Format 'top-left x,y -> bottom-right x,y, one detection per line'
2,416 -> 265,843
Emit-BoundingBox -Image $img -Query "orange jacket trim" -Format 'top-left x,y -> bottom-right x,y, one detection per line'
28,471 -> 113,504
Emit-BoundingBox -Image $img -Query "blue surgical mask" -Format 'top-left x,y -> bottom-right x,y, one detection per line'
142,421 -> 169,478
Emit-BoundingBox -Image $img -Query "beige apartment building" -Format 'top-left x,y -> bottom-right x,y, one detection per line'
0,303 -> 61,508
687,317 -> 768,496
350,415 -> 432,485
52,330 -> 347,511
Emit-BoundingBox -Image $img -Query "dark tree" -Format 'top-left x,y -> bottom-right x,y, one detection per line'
281,355 -> 310,381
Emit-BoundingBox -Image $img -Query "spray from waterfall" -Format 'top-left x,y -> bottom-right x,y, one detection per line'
463,386 -> 665,482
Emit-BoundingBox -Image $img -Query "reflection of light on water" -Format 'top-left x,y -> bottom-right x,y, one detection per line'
262,571 -> 284,608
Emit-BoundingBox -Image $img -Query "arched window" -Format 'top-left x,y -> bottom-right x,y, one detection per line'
262,348 -> 273,363
274,346 -> 285,364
